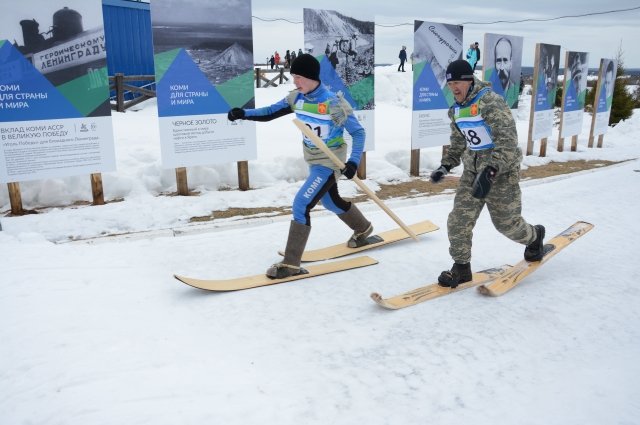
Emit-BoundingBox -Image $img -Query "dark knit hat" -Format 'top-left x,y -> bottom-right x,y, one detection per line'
290,53 -> 320,82
445,59 -> 474,82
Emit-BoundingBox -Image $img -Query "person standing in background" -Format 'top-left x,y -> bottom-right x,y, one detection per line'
284,50 -> 291,68
474,41 -> 481,70
274,51 -> 281,69
398,46 -> 407,72
466,43 -> 478,71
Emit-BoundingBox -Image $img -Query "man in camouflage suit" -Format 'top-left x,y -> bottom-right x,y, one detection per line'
430,59 -> 545,288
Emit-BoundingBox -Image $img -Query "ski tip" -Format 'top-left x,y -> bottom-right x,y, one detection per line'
370,292 -> 400,310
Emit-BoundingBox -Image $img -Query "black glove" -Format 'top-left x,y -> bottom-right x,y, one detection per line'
430,165 -> 450,183
341,161 -> 358,179
472,166 -> 497,199
227,107 -> 245,122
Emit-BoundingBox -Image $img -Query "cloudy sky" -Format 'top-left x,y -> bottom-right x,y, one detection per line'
252,1 -> 640,68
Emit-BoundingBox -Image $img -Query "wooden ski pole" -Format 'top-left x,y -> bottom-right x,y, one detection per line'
293,119 -> 418,241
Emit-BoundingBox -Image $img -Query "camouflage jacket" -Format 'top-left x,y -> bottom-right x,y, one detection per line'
442,78 -> 522,176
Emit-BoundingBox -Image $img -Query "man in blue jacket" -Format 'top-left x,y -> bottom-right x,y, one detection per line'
227,54 -> 372,279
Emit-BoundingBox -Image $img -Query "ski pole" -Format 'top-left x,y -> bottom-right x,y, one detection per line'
293,119 -> 418,241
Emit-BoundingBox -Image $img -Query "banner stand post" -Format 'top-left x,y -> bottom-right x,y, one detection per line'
357,153 -> 366,180
237,161 -> 249,191
410,149 -> 420,176
90,173 -> 105,205
176,167 -> 189,196
7,182 -> 24,215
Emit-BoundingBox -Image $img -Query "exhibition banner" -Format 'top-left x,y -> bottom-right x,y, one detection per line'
303,8 -> 375,151
411,21 -> 463,149
0,1 -> 115,183
151,0 -> 256,168
559,51 -> 589,138
482,33 -> 523,110
531,43 -> 561,140
591,58 -> 617,136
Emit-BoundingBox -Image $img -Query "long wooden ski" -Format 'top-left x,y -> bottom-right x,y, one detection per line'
175,255 -> 378,291
371,265 -> 511,309
478,221 -> 594,297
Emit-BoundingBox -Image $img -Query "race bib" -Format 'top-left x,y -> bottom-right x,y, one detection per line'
457,120 -> 494,150
301,121 -> 330,143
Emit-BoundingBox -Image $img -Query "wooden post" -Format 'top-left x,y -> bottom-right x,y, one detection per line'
597,134 -> 604,148
588,60 -> 605,149
556,51 -> 569,153
255,68 -> 261,88
7,182 -> 24,215
539,137 -> 548,157
570,135 -> 578,151
279,68 -> 284,84
115,73 -> 125,112
176,167 -> 189,196
237,161 -> 250,191
90,173 -> 105,205
410,149 -> 420,176
526,44 -> 541,156
293,119 -> 418,241
356,152 -> 366,179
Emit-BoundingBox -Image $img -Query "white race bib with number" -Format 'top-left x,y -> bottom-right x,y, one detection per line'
457,118 -> 494,150
302,122 -> 330,142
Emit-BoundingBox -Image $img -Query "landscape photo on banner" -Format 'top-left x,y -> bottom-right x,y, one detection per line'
150,0 -> 257,168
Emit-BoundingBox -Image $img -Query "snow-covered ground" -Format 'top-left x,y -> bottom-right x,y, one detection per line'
1,66 -> 639,424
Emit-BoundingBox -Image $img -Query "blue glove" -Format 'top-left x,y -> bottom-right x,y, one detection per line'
472,166 -> 497,199
227,108 -> 245,122
430,165 -> 450,183
341,161 -> 358,179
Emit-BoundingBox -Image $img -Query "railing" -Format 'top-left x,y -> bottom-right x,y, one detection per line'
254,68 -> 289,88
109,73 -> 156,112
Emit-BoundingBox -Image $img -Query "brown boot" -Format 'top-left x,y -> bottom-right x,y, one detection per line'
337,204 -> 373,248
266,221 -> 311,279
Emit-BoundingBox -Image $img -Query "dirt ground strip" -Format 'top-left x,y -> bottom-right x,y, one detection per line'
191,159 -> 620,222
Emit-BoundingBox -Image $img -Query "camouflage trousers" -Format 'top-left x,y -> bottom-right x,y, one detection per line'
447,169 -> 536,264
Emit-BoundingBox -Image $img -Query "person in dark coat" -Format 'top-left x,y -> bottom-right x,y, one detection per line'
398,46 -> 407,72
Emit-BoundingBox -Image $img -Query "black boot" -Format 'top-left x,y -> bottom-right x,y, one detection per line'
438,263 -> 472,288
266,221 -> 311,279
337,204 -> 373,248
524,225 -> 546,262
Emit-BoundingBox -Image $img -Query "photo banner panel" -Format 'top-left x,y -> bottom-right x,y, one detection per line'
151,0 -> 257,168
411,21 -> 463,149
482,33 -> 523,110
531,43 -> 561,140
559,51 -> 589,138
591,58 -> 617,136
303,8 -> 375,151
0,0 -> 115,183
